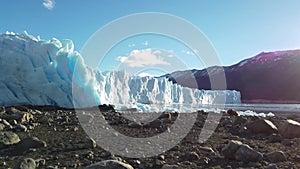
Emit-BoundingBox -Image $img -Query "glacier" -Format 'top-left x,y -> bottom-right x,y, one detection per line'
0,32 -> 241,111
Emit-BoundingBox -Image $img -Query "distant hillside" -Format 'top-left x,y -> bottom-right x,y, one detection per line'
163,50 -> 300,103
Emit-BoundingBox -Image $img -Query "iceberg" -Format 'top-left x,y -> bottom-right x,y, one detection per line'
0,32 -> 241,111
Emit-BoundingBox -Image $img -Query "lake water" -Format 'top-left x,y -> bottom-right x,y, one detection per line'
116,103 -> 300,115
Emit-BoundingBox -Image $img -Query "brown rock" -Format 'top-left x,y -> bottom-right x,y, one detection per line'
265,151 -> 287,163
278,119 -> 300,138
246,119 -> 278,134
227,109 -> 238,116
222,140 -> 243,159
234,144 -> 263,162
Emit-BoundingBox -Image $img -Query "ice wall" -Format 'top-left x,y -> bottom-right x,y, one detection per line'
0,32 -> 241,110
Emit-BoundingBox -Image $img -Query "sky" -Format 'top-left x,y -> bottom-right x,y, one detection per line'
1,0 -> 300,75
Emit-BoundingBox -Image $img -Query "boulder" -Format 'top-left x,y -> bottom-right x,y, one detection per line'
265,151 -> 287,163
85,160 -> 133,169
222,140 -> 243,159
222,140 -> 263,162
246,119 -> 278,134
234,144 -> 263,162
278,119 -> 300,138
15,137 -> 46,153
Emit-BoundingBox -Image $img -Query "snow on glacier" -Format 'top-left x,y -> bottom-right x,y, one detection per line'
0,32 -> 241,111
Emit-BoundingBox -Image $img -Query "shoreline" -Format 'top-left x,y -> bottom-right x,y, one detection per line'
0,105 -> 300,168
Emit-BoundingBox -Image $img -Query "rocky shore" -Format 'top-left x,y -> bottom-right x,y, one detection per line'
1,106 -> 300,168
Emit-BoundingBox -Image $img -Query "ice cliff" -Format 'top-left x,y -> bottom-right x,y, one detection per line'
0,32 -> 241,111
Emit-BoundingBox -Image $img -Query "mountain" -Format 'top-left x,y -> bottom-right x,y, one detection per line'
163,50 -> 300,103
0,32 -> 241,111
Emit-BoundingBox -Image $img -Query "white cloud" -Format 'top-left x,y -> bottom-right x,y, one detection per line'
43,0 -> 56,10
118,48 -> 170,68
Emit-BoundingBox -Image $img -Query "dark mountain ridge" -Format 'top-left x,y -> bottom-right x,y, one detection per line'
163,50 -> 300,103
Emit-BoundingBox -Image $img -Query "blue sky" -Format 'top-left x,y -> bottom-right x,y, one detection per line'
1,0 -> 300,75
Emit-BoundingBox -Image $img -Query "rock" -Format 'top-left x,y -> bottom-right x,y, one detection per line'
234,144 -> 263,162
85,137 -> 97,149
227,109 -> 238,116
2,108 -> 34,123
265,151 -> 287,163
222,140 -> 243,159
247,162 -> 262,168
158,154 -> 165,160
14,124 -> 28,132
15,106 -> 29,112
0,107 -> 5,115
155,159 -> 166,166
0,123 -> 5,131
246,119 -> 278,134
35,159 -> 46,167
0,119 -> 13,129
186,151 -> 200,161
281,139 -> 293,146
15,158 -> 36,169
199,157 -> 210,165
146,119 -> 162,128
159,112 -> 172,119
267,134 -> 282,143
224,165 -> 232,169
161,164 -> 180,169
46,165 -> 59,169
128,121 -> 143,128
0,131 -> 20,149
16,137 -> 46,153
278,119 -> 300,138
77,112 -> 94,124
266,163 -> 278,169
85,160 -> 133,169
199,146 -> 215,154
233,116 -> 247,125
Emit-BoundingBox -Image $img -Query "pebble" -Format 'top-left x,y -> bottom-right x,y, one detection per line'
84,137 -> 97,149
199,146 -> 215,154
266,163 -> 278,169
161,164 -> 180,169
